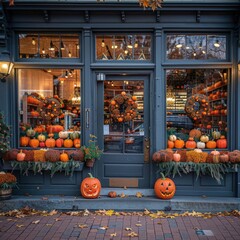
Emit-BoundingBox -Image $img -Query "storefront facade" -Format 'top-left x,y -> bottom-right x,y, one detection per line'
0,0 -> 240,197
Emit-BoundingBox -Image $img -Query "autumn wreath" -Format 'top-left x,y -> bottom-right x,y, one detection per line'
185,94 -> 209,120
109,91 -> 138,123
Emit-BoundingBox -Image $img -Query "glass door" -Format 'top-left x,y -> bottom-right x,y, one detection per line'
97,75 -> 150,188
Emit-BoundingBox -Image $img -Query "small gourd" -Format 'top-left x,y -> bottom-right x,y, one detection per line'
17,150 -> 26,161
60,150 -> 69,162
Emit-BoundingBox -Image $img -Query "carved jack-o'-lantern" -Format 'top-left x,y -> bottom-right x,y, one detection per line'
80,173 -> 101,199
154,173 -> 176,200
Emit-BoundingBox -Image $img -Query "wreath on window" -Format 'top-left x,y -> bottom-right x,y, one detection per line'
185,94 -> 209,120
109,92 -> 138,123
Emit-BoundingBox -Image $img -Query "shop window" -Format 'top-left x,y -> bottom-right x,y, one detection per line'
18,69 -> 81,148
96,34 -> 151,60
166,69 -> 228,150
18,34 -> 80,59
166,34 -> 227,60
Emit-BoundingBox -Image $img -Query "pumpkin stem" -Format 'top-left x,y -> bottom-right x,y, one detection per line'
88,173 -> 94,178
160,172 -> 165,180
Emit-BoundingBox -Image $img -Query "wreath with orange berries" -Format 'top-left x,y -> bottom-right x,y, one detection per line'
109,92 -> 138,123
185,94 -> 209,120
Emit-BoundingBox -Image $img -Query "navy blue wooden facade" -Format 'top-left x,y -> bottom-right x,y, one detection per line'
0,0 -> 240,197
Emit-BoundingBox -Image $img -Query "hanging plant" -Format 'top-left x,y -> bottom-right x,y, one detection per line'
139,0 -> 163,11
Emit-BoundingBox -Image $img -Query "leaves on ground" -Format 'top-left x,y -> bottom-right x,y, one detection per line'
127,231 -> 138,237
78,224 -> 88,228
99,226 -> 108,230
125,227 -> 132,231
136,192 -> 143,198
16,224 -> 24,228
110,232 -> 117,237
32,220 -> 40,224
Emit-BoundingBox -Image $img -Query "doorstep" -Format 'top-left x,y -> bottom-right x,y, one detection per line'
0,188 -> 240,212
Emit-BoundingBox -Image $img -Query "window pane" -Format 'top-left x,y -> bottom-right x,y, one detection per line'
18,33 -> 80,59
18,69 -> 81,148
166,69 -> 228,150
166,34 -> 227,60
96,34 -> 152,60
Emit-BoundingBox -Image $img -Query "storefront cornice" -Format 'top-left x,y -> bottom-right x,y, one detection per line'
161,62 -> 233,69
91,63 -> 155,69
13,62 -> 84,68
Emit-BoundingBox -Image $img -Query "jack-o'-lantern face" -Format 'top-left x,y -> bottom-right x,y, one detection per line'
154,175 -> 176,200
80,174 -> 101,199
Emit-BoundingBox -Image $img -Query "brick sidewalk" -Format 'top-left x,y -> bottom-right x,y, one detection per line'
0,212 -> 240,240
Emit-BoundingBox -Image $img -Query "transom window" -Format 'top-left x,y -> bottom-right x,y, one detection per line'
166,34 -> 227,60
96,34 -> 152,60
18,33 -> 80,59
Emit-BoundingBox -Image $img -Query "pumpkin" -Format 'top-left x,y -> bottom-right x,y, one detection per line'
64,138 -> 74,148
196,141 -> 205,149
80,173 -> 101,199
173,151 -> 181,162
55,138 -> 64,148
219,153 -> 229,163
200,135 -> 209,143
45,137 -> 56,148
211,149 -> 220,163
154,173 -> 176,200
189,129 -> 201,139
20,136 -> 30,147
212,131 -> 221,140
167,140 -> 174,149
37,134 -> 46,142
26,128 -> 36,137
34,125 -> 45,133
7,149 -> 18,160
70,131 -> 80,140
67,150 -> 84,161
169,135 -> 177,142
206,140 -> 217,149
17,150 -> 26,161
59,131 -> 69,139
60,150 -> 69,162
108,191 -> 117,198
39,141 -> 46,148
73,138 -> 81,148
29,138 -> 40,148
47,125 -> 64,133
174,139 -> 185,149
229,150 -> 240,163
22,150 -> 34,162
194,148 -> 203,153
216,136 -> 227,149
185,137 -> 197,149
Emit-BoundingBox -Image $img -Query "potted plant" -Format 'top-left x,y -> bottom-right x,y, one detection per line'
0,112 -> 10,159
82,134 -> 103,167
0,171 -> 17,200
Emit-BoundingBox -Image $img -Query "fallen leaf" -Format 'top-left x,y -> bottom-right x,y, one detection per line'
16,224 -> 24,228
54,218 -> 61,221
157,222 -> 162,225
125,227 -> 132,231
106,210 -> 114,216
127,231 -> 138,237
144,209 -> 150,215
99,226 -> 108,230
49,210 -> 58,216
83,209 -> 90,216
110,232 -> 117,237
46,224 -> 53,226
78,224 -> 88,228
136,192 -> 143,198
119,193 -> 128,198
32,220 -> 40,224
123,186 -> 127,190
135,223 -> 142,227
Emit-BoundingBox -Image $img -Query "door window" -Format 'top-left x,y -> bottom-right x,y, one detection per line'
103,80 -> 144,153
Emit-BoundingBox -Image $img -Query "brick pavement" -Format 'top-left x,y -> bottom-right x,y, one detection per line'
0,211 -> 240,240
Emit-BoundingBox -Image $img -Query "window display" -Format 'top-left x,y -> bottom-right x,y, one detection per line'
166,68 -> 228,149
18,69 -> 81,148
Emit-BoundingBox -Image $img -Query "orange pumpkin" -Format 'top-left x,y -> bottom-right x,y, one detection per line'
154,173 -> 176,200
185,137 -> 197,149
45,137 -> 56,148
37,134 -> 46,142
47,125 -> 64,133
29,138 -> 40,148
80,173 -> 101,199
55,138 -> 64,148
60,151 -> 69,162
174,139 -> 185,149
73,138 -> 81,148
20,136 -> 30,147
64,139 -> 74,148
216,136 -> 227,149
206,140 -> 217,149
17,150 -> 26,161
34,125 -> 45,133
167,140 -> 174,149
173,151 -> 181,162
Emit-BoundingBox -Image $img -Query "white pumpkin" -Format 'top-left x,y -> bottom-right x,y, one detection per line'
194,148 -> 203,153
59,131 -> 69,139
169,135 -> 177,142
200,135 -> 209,143
212,131 -> 221,140
38,134 -> 46,142
196,142 -> 205,149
